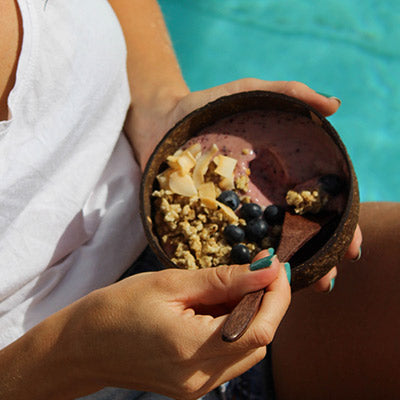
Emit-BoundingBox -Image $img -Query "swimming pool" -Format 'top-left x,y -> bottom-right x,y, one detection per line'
159,0 -> 400,202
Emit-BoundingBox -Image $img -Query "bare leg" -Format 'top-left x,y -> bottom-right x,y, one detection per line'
272,202 -> 400,400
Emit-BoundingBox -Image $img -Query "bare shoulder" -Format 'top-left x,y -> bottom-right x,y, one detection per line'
0,0 -> 23,121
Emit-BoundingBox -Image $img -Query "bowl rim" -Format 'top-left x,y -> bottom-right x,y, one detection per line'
140,90 -> 359,288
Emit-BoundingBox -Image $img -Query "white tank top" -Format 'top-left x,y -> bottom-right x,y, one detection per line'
0,0 -> 147,348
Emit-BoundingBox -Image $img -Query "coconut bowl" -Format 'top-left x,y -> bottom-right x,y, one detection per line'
140,91 -> 359,292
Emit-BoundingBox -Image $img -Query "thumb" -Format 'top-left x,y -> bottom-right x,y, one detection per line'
177,249 -> 280,307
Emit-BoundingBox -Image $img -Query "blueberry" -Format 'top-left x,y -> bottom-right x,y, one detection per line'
264,205 -> 285,225
230,244 -> 251,264
245,218 -> 268,242
319,174 -> 345,196
240,203 -> 263,221
217,190 -> 240,210
224,224 -> 245,245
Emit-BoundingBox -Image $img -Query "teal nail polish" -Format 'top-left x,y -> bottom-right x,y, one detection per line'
284,262 -> 291,284
249,255 -> 274,271
329,277 -> 336,292
267,248 -> 275,256
316,91 -> 341,106
317,91 -> 333,98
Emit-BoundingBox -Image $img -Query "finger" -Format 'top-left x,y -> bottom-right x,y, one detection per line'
235,261 -> 292,349
193,249 -> 279,315
312,266 -> 337,293
208,79 -> 341,117
176,79 -> 341,135
172,249 -> 280,307
344,224 -> 362,261
184,256 -> 288,356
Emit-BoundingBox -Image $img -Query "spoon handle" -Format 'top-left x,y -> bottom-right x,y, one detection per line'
221,289 -> 264,342
221,212 -> 329,342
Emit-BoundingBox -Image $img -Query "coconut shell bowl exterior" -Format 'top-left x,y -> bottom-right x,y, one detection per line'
140,91 -> 359,292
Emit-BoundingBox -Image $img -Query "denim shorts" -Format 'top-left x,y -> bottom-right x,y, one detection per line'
77,247 -> 275,400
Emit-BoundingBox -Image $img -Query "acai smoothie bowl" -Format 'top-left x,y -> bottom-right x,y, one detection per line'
140,91 -> 359,292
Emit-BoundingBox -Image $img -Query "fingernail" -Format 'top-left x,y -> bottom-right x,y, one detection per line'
284,262 -> 291,284
317,91 -> 341,106
351,247 -> 362,262
249,255 -> 274,271
267,248 -> 275,256
317,91 -> 335,98
328,277 -> 335,293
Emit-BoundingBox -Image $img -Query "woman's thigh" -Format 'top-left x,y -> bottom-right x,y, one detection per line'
272,202 -> 400,400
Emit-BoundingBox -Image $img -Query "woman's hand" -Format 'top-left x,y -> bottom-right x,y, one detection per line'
127,77 -> 360,294
66,250 -> 290,399
126,77 -> 357,293
126,78 -> 341,169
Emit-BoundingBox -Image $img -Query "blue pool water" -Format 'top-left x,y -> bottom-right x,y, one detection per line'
159,0 -> 400,202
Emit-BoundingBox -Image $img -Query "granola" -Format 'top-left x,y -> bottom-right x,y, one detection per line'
152,189 -> 241,269
286,188 -> 329,215
151,143 -> 264,269
151,142 -> 333,269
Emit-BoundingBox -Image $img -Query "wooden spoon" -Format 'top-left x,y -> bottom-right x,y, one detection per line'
221,212 -> 331,342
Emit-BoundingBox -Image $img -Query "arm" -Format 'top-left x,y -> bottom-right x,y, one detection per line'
108,0 -> 190,167
108,0 -> 342,170
107,0 -> 359,291
0,299 -> 98,400
0,253 -> 290,400
109,0 -> 360,295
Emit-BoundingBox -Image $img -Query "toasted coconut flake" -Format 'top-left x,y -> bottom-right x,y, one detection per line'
187,143 -> 202,159
201,197 -> 219,210
156,169 -> 172,190
193,144 -> 219,188
213,155 -> 237,178
219,176 -> 235,190
166,148 -> 183,165
169,171 -> 198,197
167,149 -> 196,175
217,201 -> 239,223
198,182 -> 217,199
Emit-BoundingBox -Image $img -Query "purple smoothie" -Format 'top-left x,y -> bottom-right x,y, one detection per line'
184,109 -> 348,210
